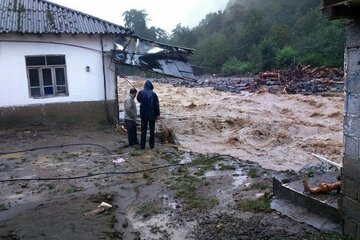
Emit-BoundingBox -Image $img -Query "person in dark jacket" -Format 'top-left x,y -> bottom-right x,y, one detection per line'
137,80 -> 160,149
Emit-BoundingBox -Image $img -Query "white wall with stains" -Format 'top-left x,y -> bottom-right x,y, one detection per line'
0,34 -> 117,107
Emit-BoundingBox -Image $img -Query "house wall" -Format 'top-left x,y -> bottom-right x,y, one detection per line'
342,21 -> 360,240
0,34 -> 118,127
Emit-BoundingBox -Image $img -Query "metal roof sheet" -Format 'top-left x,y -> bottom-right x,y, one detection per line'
0,0 -> 132,35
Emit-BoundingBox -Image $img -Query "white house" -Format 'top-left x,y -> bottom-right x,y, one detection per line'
0,0 -> 132,128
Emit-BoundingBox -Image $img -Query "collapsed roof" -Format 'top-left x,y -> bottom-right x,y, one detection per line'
113,36 -> 196,80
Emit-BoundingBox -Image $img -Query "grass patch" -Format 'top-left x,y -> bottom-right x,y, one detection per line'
143,172 -> 154,185
65,184 -> 83,194
248,167 -> 258,178
169,174 -> 218,209
136,202 -> 163,218
191,155 -> 223,176
236,195 -> 271,213
305,168 -> 314,178
160,152 -> 180,163
176,166 -> 188,175
219,165 -> 236,171
0,204 -> 9,211
191,155 -> 222,166
129,151 -> 142,157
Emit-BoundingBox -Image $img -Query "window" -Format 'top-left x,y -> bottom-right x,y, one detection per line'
25,55 -> 68,98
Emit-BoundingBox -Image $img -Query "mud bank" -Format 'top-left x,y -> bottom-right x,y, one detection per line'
0,124 -> 346,239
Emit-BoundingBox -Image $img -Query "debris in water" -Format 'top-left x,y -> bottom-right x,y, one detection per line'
303,179 -> 341,194
156,121 -> 176,144
113,158 -> 126,164
83,202 -> 112,216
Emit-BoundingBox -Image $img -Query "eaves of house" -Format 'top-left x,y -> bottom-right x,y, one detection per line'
0,0 -> 133,35
322,0 -> 360,19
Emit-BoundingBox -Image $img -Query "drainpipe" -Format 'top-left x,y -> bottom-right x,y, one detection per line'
100,35 -> 110,123
114,65 -> 120,124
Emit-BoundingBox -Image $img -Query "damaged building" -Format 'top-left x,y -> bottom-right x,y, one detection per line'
0,0 -> 194,128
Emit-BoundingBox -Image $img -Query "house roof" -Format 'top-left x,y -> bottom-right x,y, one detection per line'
0,0 -> 132,35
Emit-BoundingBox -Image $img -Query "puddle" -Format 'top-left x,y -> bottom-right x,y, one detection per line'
231,169 -> 248,189
128,211 -> 196,239
180,153 -> 248,190
162,194 -> 177,210
180,152 -> 192,164
204,165 -> 247,189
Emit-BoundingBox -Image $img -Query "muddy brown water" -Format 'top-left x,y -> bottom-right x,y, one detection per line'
123,79 -> 343,172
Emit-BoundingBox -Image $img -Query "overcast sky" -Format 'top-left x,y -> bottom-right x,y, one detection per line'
50,0 -> 228,33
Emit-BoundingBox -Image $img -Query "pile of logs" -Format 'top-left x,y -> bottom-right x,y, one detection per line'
276,65 -> 344,94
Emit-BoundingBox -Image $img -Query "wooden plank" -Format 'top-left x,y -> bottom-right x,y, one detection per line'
312,153 -> 342,169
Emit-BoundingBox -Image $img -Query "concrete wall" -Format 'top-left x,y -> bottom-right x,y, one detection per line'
343,21 -> 360,240
0,33 -> 119,126
0,100 -> 117,128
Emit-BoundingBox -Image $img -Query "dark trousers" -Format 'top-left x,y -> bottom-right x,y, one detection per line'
125,119 -> 138,146
141,120 -> 155,149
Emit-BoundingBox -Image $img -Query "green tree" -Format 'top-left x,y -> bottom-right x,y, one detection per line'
259,37 -> 277,71
168,0 -> 344,75
221,57 -> 251,75
148,27 -> 169,42
197,11 -> 224,36
276,47 -> 296,68
233,10 -> 269,61
123,9 -> 148,37
123,9 -> 169,42
293,9 -> 345,67
270,24 -> 292,48
191,33 -> 232,73
170,24 -> 196,47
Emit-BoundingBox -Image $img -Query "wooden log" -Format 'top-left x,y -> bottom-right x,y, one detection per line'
303,179 -> 341,194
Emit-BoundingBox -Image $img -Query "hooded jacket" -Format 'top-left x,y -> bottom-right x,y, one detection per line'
137,80 -> 160,121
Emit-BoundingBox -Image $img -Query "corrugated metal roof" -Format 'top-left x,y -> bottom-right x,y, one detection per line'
0,0 -> 132,35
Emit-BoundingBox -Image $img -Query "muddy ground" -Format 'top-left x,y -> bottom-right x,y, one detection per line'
0,79 -> 345,239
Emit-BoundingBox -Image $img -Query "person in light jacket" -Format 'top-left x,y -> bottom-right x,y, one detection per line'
124,88 -> 139,147
137,80 -> 160,149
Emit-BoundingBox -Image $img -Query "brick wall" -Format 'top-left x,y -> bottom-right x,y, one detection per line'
343,21 -> 360,240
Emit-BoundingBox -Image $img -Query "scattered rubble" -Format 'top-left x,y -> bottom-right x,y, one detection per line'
153,65 -> 344,95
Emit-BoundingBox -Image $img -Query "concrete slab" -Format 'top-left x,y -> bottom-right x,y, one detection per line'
273,171 -> 341,224
271,198 -> 341,233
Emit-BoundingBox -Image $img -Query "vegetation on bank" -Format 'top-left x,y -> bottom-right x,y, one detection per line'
122,0 -> 345,75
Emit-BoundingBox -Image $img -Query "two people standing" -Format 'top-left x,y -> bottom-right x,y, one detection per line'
124,80 -> 160,149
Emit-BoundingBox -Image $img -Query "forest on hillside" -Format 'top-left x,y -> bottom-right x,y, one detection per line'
122,0 -> 345,75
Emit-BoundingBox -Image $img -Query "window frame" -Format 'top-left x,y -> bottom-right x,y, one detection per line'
25,55 -> 69,98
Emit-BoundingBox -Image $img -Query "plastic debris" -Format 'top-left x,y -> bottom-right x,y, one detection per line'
112,158 -> 125,164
